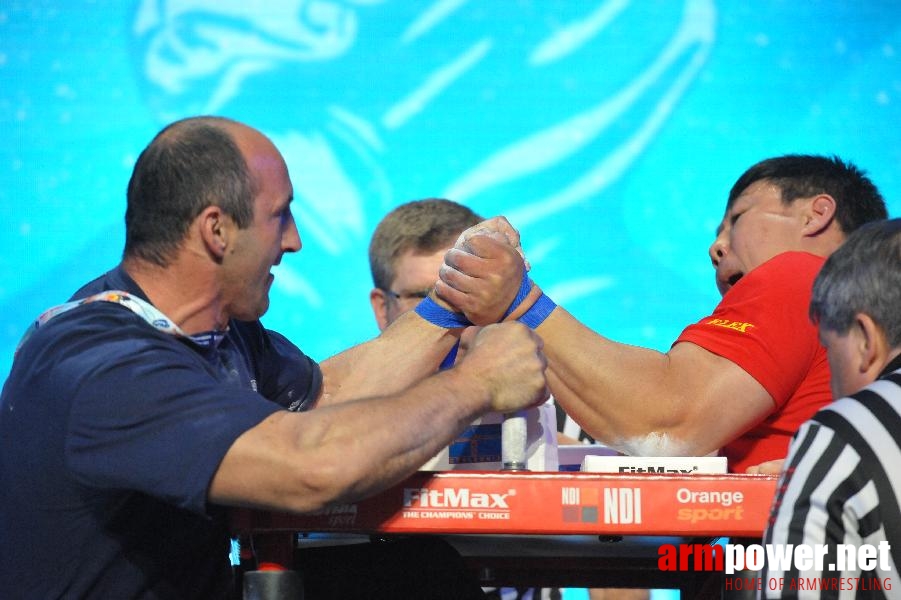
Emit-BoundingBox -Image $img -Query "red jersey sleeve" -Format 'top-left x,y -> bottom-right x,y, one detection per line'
675,252 -> 825,409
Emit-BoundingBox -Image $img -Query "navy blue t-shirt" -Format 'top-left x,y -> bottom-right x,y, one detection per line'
0,266 -> 321,599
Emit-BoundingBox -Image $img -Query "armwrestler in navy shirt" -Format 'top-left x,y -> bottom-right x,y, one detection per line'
0,116 -> 548,599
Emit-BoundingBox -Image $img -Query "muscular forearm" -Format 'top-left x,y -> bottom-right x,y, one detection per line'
213,321 -> 547,514
539,307 -> 766,456
212,367 -> 490,513
296,368 -> 492,508
540,308 -> 691,451
317,310 -> 460,406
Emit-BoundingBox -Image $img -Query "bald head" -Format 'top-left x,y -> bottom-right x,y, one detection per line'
124,116 -> 264,266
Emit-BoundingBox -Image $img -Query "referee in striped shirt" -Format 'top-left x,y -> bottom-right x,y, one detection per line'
762,218 -> 901,598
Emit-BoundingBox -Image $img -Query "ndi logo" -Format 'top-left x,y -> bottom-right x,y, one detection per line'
561,486 -> 642,524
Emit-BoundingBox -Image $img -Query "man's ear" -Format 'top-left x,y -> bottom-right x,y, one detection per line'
198,205 -> 228,260
854,312 -> 890,379
802,194 -> 837,237
369,288 -> 389,332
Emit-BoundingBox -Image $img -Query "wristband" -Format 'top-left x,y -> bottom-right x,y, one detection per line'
502,271 -> 533,320
415,296 -> 472,328
517,292 -> 556,329
439,341 -> 460,371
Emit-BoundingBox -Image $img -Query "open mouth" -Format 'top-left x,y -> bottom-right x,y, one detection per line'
717,271 -> 743,295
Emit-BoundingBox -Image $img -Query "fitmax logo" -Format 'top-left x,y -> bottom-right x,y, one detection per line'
403,488 -> 512,509
618,466 -> 700,473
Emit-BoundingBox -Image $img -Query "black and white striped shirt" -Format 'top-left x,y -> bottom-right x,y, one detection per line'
761,355 -> 901,598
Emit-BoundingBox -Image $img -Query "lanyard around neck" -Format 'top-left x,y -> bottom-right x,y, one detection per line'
17,290 -> 226,353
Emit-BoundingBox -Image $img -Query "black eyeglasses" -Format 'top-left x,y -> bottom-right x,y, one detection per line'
382,288 -> 431,302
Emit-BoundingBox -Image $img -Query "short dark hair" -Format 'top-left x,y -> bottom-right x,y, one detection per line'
368,198 -> 482,290
727,154 -> 887,235
810,218 -> 901,347
124,116 -> 256,266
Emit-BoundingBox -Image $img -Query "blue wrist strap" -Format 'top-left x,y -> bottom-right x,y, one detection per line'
503,272 -> 533,319
517,292 -> 557,329
415,296 -> 472,328
439,341 -> 459,371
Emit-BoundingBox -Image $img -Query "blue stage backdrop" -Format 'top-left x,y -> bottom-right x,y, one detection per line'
2,0 -> 900,376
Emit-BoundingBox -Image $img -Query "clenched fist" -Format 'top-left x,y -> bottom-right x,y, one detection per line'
454,322 -> 549,413
436,217 -> 529,325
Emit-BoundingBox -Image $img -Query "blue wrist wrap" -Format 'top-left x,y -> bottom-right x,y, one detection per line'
517,292 -> 557,329
415,296 -> 472,328
503,272 -> 533,320
439,341 -> 459,371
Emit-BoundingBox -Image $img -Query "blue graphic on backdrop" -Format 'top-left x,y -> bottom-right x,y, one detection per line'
2,1 -> 900,377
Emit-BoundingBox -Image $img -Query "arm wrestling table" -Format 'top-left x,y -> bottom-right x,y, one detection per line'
230,471 -> 778,595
